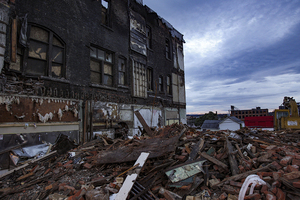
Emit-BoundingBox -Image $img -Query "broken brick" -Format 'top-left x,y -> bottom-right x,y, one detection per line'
244,193 -> 261,200
276,188 -> 285,200
229,181 -> 242,188
280,156 -> 293,166
264,191 -> 276,200
293,181 -> 300,189
219,192 -> 227,200
83,163 -> 92,169
286,165 -> 298,172
284,171 -> 300,180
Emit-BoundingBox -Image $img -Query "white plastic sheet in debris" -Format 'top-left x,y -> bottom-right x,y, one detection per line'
12,143 -> 50,158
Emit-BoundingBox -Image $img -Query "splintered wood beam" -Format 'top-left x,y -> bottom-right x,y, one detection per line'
226,137 -> 239,176
134,111 -> 153,136
200,152 -> 228,169
188,138 -> 204,161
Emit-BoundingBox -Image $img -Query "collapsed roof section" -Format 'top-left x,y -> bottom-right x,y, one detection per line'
143,4 -> 185,43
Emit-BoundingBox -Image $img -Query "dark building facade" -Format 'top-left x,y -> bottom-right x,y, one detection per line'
0,0 -> 186,146
230,106 -> 268,121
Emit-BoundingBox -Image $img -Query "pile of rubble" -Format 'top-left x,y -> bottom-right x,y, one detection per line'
1,124 -> 300,199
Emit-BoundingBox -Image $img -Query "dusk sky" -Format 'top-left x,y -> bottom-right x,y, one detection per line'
143,0 -> 300,114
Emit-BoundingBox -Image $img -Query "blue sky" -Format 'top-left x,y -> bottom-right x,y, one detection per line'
143,0 -> 300,114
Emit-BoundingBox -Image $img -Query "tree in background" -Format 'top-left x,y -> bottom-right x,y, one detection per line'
194,111 -> 218,127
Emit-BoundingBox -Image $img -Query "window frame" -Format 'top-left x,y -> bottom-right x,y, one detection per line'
146,25 -> 152,49
165,38 -> 171,60
147,68 -> 153,91
10,24 -> 66,79
90,46 -> 114,87
118,56 -> 126,86
158,75 -> 163,92
101,0 -> 110,27
167,75 -> 171,95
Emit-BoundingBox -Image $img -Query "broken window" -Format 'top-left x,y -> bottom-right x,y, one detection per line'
167,75 -> 171,95
11,25 -> 65,78
90,46 -> 114,87
133,61 -> 147,98
146,26 -> 152,49
165,39 -> 171,59
118,57 -> 126,85
101,0 -> 110,26
159,76 -> 163,92
147,68 -> 153,91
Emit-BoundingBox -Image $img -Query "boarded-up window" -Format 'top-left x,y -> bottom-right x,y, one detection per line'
133,61 -> 147,98
90,46 -> 114,87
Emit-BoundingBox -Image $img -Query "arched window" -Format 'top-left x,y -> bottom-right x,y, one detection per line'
10,25 -> 66,78
26,25 -> 65,78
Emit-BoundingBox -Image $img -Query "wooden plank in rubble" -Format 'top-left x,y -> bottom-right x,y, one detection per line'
134,110 -> 153,137
96,136 -> 179,164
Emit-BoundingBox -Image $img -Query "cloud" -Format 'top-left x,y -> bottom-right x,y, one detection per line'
144,0 -> 300,114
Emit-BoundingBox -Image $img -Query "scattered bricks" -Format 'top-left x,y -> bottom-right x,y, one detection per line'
238,165 -> 245,173
261,185 -> 268,193
57,162 -> 63,167
229,181 -> 242,188
292,159 -> 300,166
63,160 -> 73,167
295,154 -> 300,160
283,171 -> 300,180
257,172 -> 273,177
272,181 -> 281,188
244,193 -> 261,200
265,191 -> 276,200
73,188 -> 87,199
280,156 -> 293,166
260,144 -> 268,149
64,185 -> 75,192
209,178 -> 220,188
221,185 -> 240,195
276,188 -> 285,200
270,186 -> 277,195
174,155 -> 187,162
44,168 -> 51,175
45,184 -> 53,190
86,188 -> 109,200
271,161 -> 282,170
49,193 -> 67,200
83,163 -> 92,169
227,194 -> 238,200
287,165 -> 298,172
266,145 -> 277,150
30,165 -> 39,173
292,181 -> 300,188
59,183 -> 67,191
272,172 -> 282,181
219,192 -> 227,200
262,176 -> 273,184
213,165 -> 219,171
64,164 -> 73,169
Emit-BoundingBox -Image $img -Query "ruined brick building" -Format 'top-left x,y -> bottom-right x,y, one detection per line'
0,0 -> 186,146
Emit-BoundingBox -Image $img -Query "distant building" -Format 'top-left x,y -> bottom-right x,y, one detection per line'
230,106 -> 268,120
201,116 -> 244,131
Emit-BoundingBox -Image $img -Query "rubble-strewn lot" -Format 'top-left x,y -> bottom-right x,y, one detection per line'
1,124 -> 300,199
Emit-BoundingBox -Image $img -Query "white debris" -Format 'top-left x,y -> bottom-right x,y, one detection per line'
238,174 -> 266,200
58,108 -> 63,120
